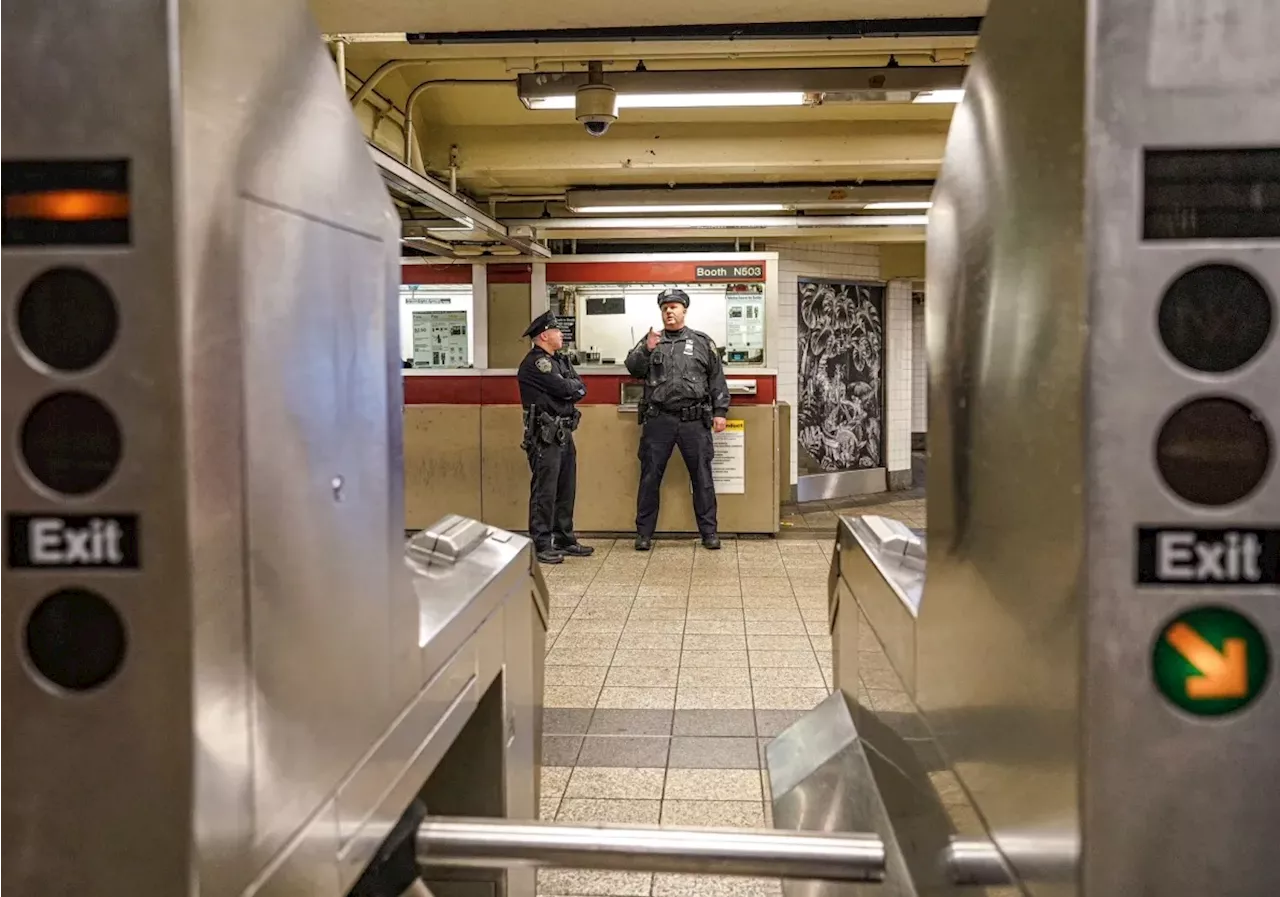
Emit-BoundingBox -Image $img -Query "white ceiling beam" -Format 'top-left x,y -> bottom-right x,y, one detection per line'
422,120 -> 949,191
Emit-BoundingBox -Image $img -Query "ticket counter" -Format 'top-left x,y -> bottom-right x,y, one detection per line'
404,369 -> 782,534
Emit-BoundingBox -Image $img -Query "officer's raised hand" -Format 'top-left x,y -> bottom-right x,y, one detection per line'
646,327 -> 660,351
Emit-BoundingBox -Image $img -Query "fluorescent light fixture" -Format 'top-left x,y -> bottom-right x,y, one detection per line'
506,214 -> 930,230
573,203 -> 789,214
527,91 -> 807,110
864,201 -> 933,210
913,89 -> 966,104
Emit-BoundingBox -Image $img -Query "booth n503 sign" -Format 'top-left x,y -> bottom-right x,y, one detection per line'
1136,526 -> 1280,586
695,265 -> 764,281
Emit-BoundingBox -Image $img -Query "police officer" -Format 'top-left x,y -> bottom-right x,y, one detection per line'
625,288 -> 731,551
518,311 -> 594,565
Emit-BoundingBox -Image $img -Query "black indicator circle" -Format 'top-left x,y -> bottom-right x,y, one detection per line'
19,391 -> 123,496
16,267 -> 119,372
1158,264 -> 1273,374
24,588 -> 127,692
1156,397 -> 1271,507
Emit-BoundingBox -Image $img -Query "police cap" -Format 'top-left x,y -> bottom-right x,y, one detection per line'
657,288 -> 690,308
522,310 -> 560,339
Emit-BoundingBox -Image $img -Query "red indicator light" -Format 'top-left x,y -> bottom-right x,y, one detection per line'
5,189 -> 130,222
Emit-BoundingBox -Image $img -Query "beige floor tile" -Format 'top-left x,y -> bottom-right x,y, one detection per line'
556,797 -> 662,825
682,619 -> 744,635
747,635 -> 813,652
663,768 -> 762,801
542,766 -> 572,800
675,686 -> 754,710
749,650 -> 819,669
628,607 -> 686,621
596,686 -> 677,710
617,632 -> 684,651
544,685 -> 602,709
684,607 -> 744,621
612,648 -> 682,667
538,869 -> 652,896
660,799 -> 766,827
605,666 -> 679,688
682,633 -> 748,651
546,647 -> 616,666
565,767 -> 666,800
545,666 -> 610,688
750,666 -> 826,688
680,649 -> 749,668
677,666 -> 752,688
752,686 -> 829,710
652,875 -> 782,897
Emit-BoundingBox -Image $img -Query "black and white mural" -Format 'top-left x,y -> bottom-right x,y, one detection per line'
797,278 -> 885,473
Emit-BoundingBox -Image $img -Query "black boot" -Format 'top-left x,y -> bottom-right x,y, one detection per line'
557,541 -> 595,557
701,534 -> 722,550
634,535 -> 652,551
536,547 -> 565,565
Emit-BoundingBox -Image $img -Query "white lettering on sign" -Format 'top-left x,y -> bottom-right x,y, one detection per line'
695,265 -> 764,281
30,517 -> 125,566
1156,530 -> 1264,583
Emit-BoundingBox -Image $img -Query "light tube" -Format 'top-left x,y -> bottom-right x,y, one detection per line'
913,89 -> 966,104
526,92 -> 808,110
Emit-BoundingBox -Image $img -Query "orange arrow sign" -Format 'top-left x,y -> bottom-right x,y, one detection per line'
1165,622 -> 1249,700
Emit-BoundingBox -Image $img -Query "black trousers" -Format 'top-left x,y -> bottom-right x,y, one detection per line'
527,434 -> 577,551
636,413 -> 718,538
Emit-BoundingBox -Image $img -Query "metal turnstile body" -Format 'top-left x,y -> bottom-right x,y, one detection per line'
1,3 -> 547,896
926,1 -> 1278,895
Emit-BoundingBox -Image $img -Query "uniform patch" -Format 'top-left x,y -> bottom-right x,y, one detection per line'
684,341 -> 694,355
536,357 -> 553,373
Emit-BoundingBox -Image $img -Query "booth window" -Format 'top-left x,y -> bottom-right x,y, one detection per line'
400,285 -> 474,369
551,282 -> 766,366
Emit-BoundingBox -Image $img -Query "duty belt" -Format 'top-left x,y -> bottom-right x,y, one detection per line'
647,403 -> 709,423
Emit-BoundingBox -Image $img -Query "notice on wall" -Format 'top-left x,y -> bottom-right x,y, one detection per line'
557,314 -> 577,348
726,293 -> 765,354
711,419 -> 746,494
412,310 -> 469,368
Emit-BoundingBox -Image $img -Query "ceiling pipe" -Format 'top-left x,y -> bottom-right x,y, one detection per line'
349,59 -> 426,109
402,79 -> 515,172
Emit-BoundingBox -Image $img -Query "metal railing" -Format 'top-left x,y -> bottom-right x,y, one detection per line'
416,817 -> 886,883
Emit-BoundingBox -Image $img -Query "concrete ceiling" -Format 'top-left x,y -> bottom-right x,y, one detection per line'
317,1 -> 983,244
312,1 -> 987,34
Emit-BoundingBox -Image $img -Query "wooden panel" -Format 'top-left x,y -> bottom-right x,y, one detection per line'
487,282 -> 532,368
403,406 -> 482,529
480,406 -> 529,532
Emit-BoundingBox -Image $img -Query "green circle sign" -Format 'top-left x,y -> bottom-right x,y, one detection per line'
1152,606 -> 1271,717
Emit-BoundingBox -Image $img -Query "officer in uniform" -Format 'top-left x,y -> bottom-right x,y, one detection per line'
625,288 -> 731,551
518,310 -> 594,564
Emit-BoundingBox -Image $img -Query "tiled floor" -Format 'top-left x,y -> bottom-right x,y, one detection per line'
534,490 -> 924,897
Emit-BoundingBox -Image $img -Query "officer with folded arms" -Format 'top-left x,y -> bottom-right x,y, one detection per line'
625,288 -> 730,551
518,311 -> 594,564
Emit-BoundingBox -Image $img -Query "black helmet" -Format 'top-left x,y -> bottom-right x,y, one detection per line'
657,288 -> 690,308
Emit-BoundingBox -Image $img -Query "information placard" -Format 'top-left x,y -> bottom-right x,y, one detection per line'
711,419 -> 746,494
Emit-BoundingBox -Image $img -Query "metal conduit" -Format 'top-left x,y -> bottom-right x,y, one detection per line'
416,818 -> 886,883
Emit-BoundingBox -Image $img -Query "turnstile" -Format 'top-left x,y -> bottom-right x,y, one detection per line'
765,1 -> 1280,896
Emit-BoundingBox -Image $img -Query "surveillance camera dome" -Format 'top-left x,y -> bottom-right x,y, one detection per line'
575,82 -> 617,136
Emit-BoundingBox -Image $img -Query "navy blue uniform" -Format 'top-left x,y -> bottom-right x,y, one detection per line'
518,346 -> 586,552
625,327 -> 731,540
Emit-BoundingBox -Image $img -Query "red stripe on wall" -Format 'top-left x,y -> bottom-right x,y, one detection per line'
488,263 -> 533,284
546,260 -> 766,284
401,264 -> 473,285
404,374 -> 776,406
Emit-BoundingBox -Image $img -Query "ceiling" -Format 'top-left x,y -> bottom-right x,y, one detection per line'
312,1 -> 985,249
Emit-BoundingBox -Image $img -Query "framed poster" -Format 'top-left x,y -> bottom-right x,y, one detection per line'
412,309 -> 469,368
797,278 -> 886,473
